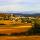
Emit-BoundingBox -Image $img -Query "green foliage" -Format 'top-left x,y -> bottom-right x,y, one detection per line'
21,18 -> 27,23
21,17 -> 31,23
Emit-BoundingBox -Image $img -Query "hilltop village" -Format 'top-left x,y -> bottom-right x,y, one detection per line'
0,13 -> 40,24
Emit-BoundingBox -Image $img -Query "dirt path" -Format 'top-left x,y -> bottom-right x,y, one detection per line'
0,36 -> 40,40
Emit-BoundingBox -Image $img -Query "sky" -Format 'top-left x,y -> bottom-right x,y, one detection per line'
0,0 -> 40,13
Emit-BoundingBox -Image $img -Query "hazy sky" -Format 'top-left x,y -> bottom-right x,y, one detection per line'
0,0 -> 40,12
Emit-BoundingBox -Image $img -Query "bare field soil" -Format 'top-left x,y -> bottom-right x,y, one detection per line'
0,23 -> 32,34
0,23 -> 34,40
0,36 -> 40,40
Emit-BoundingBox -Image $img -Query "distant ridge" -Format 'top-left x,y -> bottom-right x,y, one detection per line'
0,12 -> 40,16
13,13 -> 40,16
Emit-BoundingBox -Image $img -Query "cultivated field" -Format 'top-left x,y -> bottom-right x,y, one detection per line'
0,23 -> 39,40
0,23 -> 32,34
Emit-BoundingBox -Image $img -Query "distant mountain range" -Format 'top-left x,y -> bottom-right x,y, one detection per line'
12,13 -> 40,16
0,11 -> 40,16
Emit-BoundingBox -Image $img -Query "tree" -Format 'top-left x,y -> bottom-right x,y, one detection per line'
21,18 -> 27,23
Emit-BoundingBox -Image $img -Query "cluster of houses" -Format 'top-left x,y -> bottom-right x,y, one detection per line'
0,13 -> 40,24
